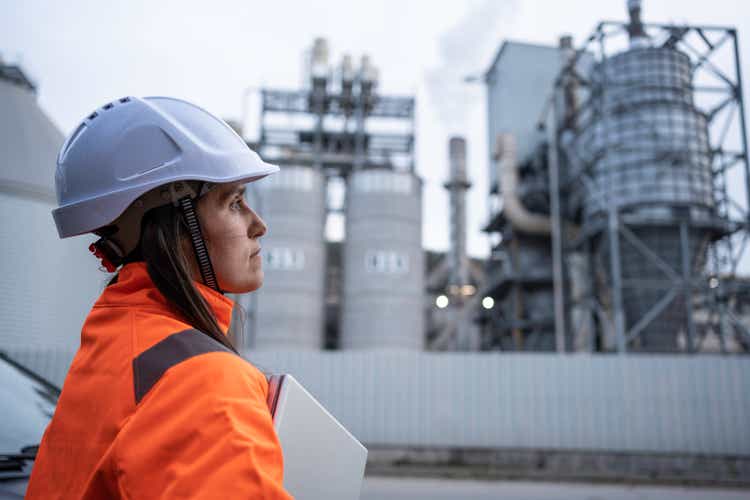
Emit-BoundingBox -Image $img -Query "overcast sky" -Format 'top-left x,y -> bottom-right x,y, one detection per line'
2,0 -> 750,259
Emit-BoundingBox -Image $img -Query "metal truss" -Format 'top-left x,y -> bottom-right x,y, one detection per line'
546,21 -> 750,354
261,89 -> 415,119
258,87 -> 416,174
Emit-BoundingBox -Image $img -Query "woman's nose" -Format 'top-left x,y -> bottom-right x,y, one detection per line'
248,209 -> 267,238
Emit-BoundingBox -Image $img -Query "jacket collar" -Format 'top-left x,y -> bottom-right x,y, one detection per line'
100,262 -> 234,334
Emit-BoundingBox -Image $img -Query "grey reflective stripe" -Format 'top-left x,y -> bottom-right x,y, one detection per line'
132,328 -> 234,404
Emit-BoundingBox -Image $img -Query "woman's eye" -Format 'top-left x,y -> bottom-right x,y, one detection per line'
230,199 -> 242,210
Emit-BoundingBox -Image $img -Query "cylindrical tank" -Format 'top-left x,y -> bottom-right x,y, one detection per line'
573,47 -> 715,351
577,48 -> 712,218
253,165 -> 326,349
340,168 -> 424,349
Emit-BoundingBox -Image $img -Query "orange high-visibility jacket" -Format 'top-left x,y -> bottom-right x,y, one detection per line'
26,262 -> 293,499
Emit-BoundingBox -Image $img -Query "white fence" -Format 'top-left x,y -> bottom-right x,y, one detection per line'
6,347 -> 750,456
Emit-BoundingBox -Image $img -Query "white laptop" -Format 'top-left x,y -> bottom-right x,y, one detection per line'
266,374 -> 368,500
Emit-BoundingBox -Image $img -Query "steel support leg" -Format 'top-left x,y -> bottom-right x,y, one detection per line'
608,208 -> 627,353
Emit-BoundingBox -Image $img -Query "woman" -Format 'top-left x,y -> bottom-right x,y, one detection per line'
26,96 -> 293,499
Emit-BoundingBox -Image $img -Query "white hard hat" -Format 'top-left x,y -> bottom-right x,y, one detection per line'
53,96 -> 278,239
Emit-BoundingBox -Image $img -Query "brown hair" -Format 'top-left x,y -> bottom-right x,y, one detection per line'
111,202 -> 237,353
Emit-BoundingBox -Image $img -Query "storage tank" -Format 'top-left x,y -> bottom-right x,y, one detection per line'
253,165 -> 326,349
576,48 -> 712,217
341,168 -> 424,349
572,46 -> 715,351
0,63 -> 103,351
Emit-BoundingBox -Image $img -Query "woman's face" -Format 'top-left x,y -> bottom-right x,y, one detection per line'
193,181 -> 267,293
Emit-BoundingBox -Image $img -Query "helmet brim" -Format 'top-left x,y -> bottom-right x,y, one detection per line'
53,161 -> 279,238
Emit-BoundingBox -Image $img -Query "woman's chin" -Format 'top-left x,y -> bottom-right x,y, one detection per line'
221,272 -> 263,294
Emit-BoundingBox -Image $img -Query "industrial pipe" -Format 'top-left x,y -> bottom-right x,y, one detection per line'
495,133 -> 552,235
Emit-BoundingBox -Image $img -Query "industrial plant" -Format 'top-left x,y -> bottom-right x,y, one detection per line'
3,1 -> 750,358
480,0 -> 750,354
3,0 -> 750,488
233,0 -> 750,355
242,38 -> 423,350
236,37 -> 490,352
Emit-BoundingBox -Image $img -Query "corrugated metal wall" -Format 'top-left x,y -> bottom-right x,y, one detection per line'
6,348 -> 749,456
0,194 -> 105,349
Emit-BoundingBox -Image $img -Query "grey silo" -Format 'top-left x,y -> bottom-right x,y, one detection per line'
341,168 -> 424,349
253,165 -> 327,349
570,47 -> 715,351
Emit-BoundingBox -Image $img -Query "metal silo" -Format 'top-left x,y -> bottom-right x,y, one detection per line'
253,165 -> 326,349
572,45 -> 715,351
340,168 -> 424,349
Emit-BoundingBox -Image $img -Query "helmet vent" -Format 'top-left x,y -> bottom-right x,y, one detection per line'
87,111 -> 98,120
119,97 -> 131,103
103,103 -> 114,110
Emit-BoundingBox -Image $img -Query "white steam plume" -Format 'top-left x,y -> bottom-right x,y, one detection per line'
425,0 -> 517,135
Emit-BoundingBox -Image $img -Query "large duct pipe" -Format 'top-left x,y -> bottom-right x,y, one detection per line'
495,133 -> 581,239
495,133 -> 552,235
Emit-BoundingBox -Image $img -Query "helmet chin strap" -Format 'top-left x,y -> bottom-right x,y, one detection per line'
177,194 -> 222,293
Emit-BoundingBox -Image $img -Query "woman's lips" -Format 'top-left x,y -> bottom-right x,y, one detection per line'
250,247 -> 261,258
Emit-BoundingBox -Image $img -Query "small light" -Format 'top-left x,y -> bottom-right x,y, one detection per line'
709,277 -> 719,289
436,295 -> 449,309
482,296 -> 495,310
461,284 -> 477,296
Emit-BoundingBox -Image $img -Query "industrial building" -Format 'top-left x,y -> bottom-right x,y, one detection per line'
480,0 -> 750,354
235,38 -> 493,352
480,40 -> 583,351
242,38 -> 426,351
238,2 -> 750,355
0,59 -> 102,350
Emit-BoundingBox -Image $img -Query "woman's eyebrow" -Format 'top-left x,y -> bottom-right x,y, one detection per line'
221,186 -> 246,202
